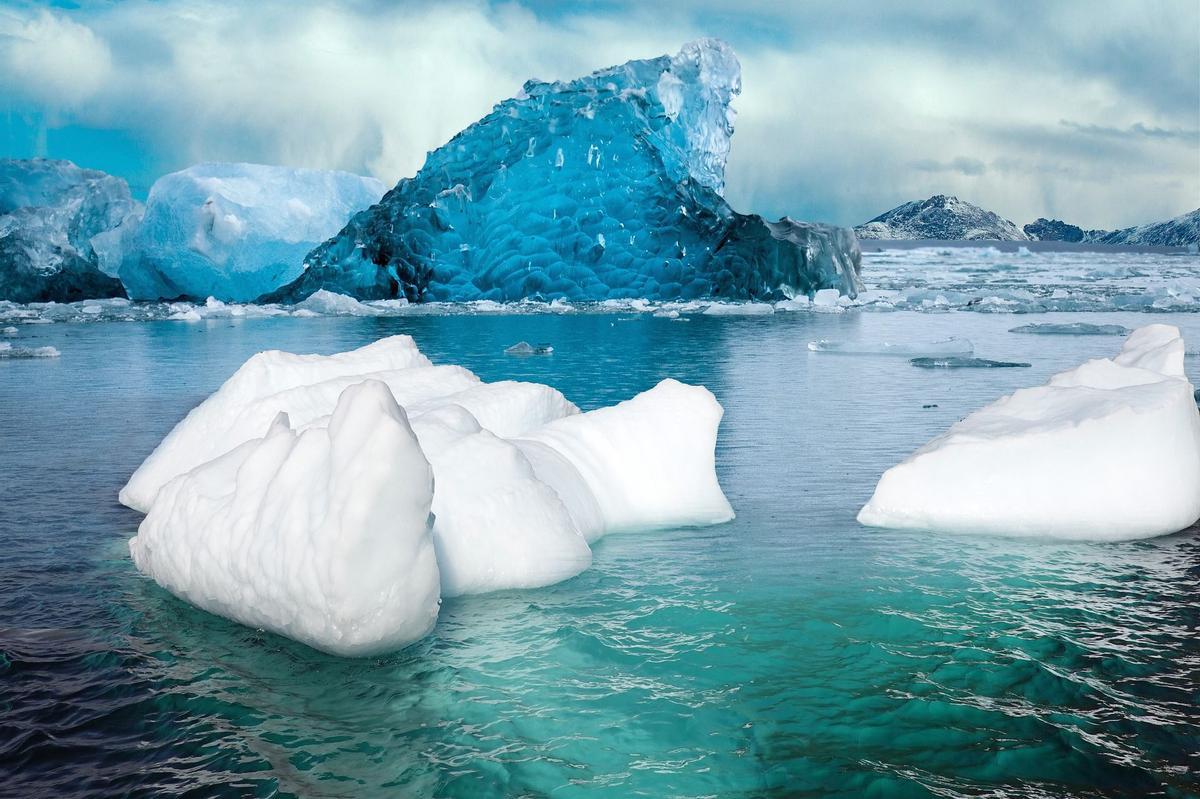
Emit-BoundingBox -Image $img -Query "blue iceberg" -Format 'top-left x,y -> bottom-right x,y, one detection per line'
119,163 -> 385,302
272,40 -> 861,303
0,159 -> 140,302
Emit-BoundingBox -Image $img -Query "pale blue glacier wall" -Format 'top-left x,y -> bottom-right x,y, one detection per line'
119,163 -> 386,302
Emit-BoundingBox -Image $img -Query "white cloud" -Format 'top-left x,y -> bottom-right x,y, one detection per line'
0,0 -> 1195,229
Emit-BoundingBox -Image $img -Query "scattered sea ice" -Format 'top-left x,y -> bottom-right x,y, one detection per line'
0,342 -> 60,358
1009,323 -> 1131,336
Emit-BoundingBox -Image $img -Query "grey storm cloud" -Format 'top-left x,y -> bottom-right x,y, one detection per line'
1,0 -> 1196,230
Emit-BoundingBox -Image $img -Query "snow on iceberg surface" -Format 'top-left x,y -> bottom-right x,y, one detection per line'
119,163 -> 385,302
125,336 -> 733,652
0,159 -> 139,302
516,379 -> 734,541
859,324 -> 1200,540
129,380 -> 440,657
119,335 -> 441,512
272,40 -> 861,304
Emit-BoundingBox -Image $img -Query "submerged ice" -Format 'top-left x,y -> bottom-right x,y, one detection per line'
273,40 -> 861,304
123,336 -> 733,653
859,324 -> 1200,540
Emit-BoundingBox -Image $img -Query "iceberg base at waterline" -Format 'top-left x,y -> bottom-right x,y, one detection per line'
858,324 -> 1200,541
124,335 -> 733,654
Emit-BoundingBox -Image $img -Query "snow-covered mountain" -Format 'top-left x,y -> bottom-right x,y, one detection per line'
855,195 -> 1028,241
1098,209 -> 1200,247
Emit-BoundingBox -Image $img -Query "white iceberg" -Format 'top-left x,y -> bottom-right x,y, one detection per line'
124,336 -> 734,654
129,380 -> 440,657
516,379 -> 734,541
119,163 -> 385,302
859,324 -> 1200,540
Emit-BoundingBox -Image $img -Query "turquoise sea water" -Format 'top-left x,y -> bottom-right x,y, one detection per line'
2,305 -> 1199,797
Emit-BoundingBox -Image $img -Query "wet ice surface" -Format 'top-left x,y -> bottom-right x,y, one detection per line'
1010,322 -> 1132,336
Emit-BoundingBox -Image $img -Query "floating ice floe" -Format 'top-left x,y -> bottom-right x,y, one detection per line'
909,357 -> 1030,369
124,336 -> 733,653
504,341 -> 554,355
859,324 -> 1200,540
0,342 -> 59,358
807,338 -> 974,357
1009,323 -> 1131,336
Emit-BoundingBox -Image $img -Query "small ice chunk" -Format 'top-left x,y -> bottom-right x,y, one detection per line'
129,381 -> 440,656
859,324 -> 1200,540
910,357 -> 1030,369
291,289 -> 381,316
505,341 -> 554,355
1,327 -> 17,335
808,338 -> 974,357
0,343 -> 60,358
1010,323 -> 1131,336
701,302 -> 774,316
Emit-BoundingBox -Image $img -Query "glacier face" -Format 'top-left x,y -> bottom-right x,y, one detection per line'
856,195 -> 1029,241
0,159 -> 140,302
273,39 -> 862,304
119,163 -> 385,302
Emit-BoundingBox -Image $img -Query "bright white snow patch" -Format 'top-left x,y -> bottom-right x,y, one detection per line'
858,324 -> 1200,540
129,380 -> 440,656
124,336 -> 733,654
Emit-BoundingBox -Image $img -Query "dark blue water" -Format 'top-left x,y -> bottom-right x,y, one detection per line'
2,310 -> 1198,797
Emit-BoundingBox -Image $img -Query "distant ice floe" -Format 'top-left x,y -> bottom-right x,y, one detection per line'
860,324 -> 1200,540
0,341 -> 59,358
124,335 -> 733,655
808,338 -> 973,357
1010,323 -> 1131,336
909,357 -> 1030,369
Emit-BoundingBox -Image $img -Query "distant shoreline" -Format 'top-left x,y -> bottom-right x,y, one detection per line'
859,238 -> 1196,256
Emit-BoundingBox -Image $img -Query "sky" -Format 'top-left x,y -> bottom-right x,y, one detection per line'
1,0 -> 1197,229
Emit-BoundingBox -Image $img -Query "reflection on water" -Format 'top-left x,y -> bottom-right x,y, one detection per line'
1,310 -> 1198,797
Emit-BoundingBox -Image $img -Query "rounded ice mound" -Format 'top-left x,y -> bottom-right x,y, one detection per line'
858,324 -> 1200,540
516,379 -> 735,540
413,409 -> 592,597
129,380 -> 440,657
119,335 -> 439,512
119,162 -> 386,302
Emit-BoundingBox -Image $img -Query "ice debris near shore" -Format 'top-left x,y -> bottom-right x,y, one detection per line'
0,159 -> 140,303
273,40 -> 861,304
124,335 -> 733,653
119,163 -> 385,302
859,324 -> 1200,540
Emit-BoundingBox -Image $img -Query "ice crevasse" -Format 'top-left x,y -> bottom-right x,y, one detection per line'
124,335 -> 734,655
858,324 -> 1200,541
